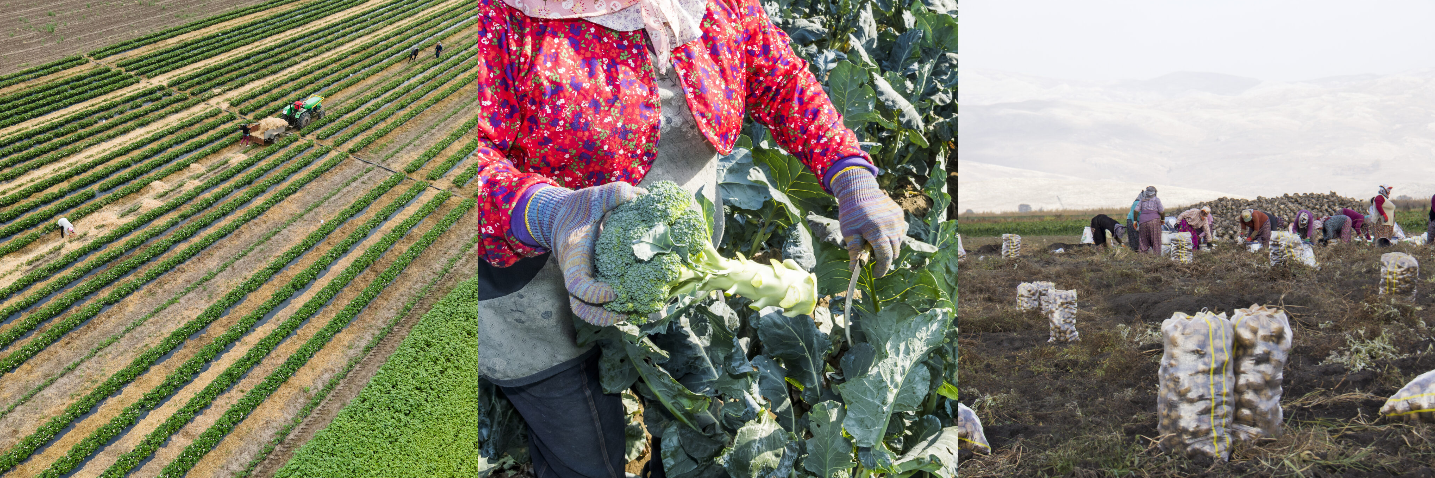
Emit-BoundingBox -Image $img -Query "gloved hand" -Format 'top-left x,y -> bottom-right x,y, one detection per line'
831,166 -> 906,277
526,182 -> 646,325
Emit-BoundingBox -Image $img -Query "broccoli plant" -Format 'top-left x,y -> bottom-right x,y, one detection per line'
596,180 -> 818,322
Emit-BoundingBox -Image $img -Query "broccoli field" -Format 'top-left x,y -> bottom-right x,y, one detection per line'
478,0 -> 958,475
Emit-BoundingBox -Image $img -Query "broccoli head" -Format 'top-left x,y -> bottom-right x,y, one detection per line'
595,181 -> 818,323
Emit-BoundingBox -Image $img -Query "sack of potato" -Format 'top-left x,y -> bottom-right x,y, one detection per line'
1046,289 -> 1079,343
1158,310 -> 1236,461
957,402 -> 992,454
1379,252 -> 1419,299
1016,281 -> 1055,311
1001,234 -> 1022,258
1269,231 -> 1302,267
957,233 -> 966,259
1230,305 -> 1293,442
1381,370 -> 1435,423
1170,233 -> 1193,264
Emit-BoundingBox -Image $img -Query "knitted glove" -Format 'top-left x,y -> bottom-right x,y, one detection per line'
525,182 -> 645,325
831,166 -> 906,277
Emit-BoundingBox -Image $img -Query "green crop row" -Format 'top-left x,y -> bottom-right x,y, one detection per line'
138,193 -> 469,478
0,66 -> 121,112
342,70 -> 475,150
278,272 -> 480,477
90,0 -> 291,59
450,163 -> 479,188
0,169 -> 366,425
39,179 -> 427,478
957,219 -> 1086,238
0,106 -> 223,217
237,231 -> 476,478
0,139 -> 312,360
121,0 -> 370,77
0,72 -> 138,130
0,90 -> 172,170
424,139 -> 476,181
0,145 -> 331,374
0,135 -> 290,313
0,169 -> 410,476
0,108 -> 224,238
0,55 -> 86,90
404,116 -> 478,173
230,4 -> 468,115
309,40 -> 475,137
0,95 -> 205,185
173,0 -> 448,94
0,87 -> 166,161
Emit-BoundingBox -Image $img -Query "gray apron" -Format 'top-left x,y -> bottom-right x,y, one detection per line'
476,60 -> 722,385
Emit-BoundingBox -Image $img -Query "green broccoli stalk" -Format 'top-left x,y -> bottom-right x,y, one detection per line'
595,181 -> 817,323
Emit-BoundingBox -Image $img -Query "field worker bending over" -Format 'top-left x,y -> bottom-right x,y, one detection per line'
1089,214 -> 1125,248
1320,213 -> 1353,245
1292,209 -> 1319,243
1340,207 -> 1366,237
1136,186 -> 1164,255
473,0 -> 906,474
1126,191 -> 1141,251
1427,194 -> 1435,244
1240,209 -> 1274,248
57,217 -> 75,238
1175,207 -> 1213,250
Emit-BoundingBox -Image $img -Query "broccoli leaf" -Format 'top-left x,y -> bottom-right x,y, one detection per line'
803,401 -> 855,478
751,355 -> 796,432
891,426 -> 961,478
838,306 -> 952,448
719,413 -> 789,477
754,306 -> 831,404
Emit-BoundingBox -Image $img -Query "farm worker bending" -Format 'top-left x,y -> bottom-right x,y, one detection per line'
1175,207 -> 1213,250
1292,209 -> 1319,243
1340,207 -> 1366,237
1136,186 -> 1164,255
472,0 -> 906,475
1089,214 -> 1125,248
1427,194 -> 1435,244
1126,192 -> 1141,251
1240,209 -> 1275,248
57,217 -> 75,238
1320,214 -> 1353,245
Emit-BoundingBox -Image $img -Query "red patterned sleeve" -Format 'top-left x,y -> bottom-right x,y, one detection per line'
737,0 -> 871,192
476,0 -> 558,267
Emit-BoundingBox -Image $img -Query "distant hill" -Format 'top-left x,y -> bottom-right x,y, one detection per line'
958,68 -> 1435,212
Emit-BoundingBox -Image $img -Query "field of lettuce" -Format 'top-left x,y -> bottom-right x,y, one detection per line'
0,0 -> 481,475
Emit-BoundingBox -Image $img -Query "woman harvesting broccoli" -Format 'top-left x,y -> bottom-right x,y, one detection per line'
473,0 -> 906,474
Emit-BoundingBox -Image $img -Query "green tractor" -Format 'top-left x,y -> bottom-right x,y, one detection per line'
281,96 -> 325,129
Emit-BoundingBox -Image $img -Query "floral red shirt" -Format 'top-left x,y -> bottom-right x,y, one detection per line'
476,0 -> 870,267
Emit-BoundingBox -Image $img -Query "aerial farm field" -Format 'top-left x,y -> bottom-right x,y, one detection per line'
959,222 -> 1435,475
0,0 -> 480,476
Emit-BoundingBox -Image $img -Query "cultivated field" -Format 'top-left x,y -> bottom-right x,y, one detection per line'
958,240 -> 1435,476
0,0 -> 480,475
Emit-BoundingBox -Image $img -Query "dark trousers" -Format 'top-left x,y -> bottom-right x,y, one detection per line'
500,352 -> 630,478
1126,220 -> 1139,251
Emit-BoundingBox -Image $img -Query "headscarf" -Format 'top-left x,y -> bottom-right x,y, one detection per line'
502,0 -> 704,73
1241,209 -> 1253,222
1378,184 -> 1392,198
1295,209 -> 1315,238
1138,186 -> 1160,212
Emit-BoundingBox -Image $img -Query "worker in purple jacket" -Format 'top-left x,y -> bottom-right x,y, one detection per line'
1136,186 -> 1164,255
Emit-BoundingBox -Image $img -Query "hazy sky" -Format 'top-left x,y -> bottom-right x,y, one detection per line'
961,0 -> 1435,82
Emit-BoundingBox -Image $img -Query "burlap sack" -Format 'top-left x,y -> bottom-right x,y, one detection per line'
957,233 -> 966,259
1046,289 -> 1079,343
1016,281 -> 1055,312
1158,310 -> 1235,461
1269,231 -> 1301,267
957,402 -> 991,454
1001,234 -> 1022,258
1230,305 -> 1292,442
1381,370 -> 1435,423
1379,252 -> 1419,298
